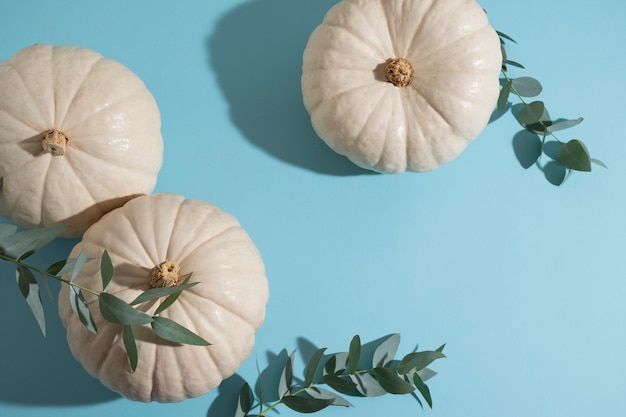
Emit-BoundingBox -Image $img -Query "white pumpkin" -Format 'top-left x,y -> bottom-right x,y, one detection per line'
301,0 -> 502,173
0,44 -> 163,237
58,193 -> 269,402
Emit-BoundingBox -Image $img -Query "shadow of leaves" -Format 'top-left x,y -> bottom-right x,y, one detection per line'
207,0 -> 372,176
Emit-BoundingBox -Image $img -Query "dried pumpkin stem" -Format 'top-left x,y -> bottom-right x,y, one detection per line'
42,129 -> 69,156
384,58 -> 414,87
149,260 -> 181,288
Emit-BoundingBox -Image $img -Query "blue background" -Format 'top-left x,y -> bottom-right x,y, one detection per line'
1,1 -> 624,416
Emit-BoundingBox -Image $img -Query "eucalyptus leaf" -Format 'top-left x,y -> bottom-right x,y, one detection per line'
347,335 -> 361,374
130,282 -> 198,306
54,258 -> 80,277
496,30 -> 517,43
46,259 -> 68,276
305,386 -> 353,407
591,158 -> 608,169
351,372 -> 387,397
324,352 -> 348,375
373,333 -> 401,368
0,226 -> 67,259
100,250 -> 114,291
150,316 -> 210,346
322,374 -> 357,394
371,367 -> 415,394
557,139 -> 592,172
279,349 -> 296,398
70,248 -> 89,282
98,293 -> 153,325
417,368 -> 438,382
282,395 -> 333,413
497,79 -> 512,110
547,117 -> 584,133
515,101 -> 546,126
511,77 -> 542,97
397,350 -> 446,375
304,348 -> 327,388
505,59 -> 525,69
69,285 -> 97,334
16,265 -> 46,336
123,325 -> 138,372
0,223 -> 17,241
413,373 -> 433,408
154,273 -> 193,315
235,383 -> 253,417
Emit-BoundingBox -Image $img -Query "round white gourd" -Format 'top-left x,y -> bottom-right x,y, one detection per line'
58,193 -> 269,402
0,44 -> 163,236
301,0 -> 502,173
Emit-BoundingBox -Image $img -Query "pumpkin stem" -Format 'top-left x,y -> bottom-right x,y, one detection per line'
149,261 -> 181,288
42,129 -> 69,156
384,58 -> 414,87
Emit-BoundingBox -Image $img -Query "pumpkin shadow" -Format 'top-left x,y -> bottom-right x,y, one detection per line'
207,0 -> 373,176
0,230 -> 119,406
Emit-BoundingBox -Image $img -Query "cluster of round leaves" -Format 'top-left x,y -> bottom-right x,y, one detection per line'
234,334 -> 445,416
496,31 -> 606,185
0,223 -> 208,372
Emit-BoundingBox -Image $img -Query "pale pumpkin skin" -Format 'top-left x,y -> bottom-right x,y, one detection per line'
0,44 -> 163,237
302,0 -> 502,173
58,193 -> 269,402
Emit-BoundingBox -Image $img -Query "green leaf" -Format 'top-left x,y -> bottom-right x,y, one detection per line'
150,316 -> 210,346
130,281 -> 198,306
496,30 -> 517,43
413,372 -> 433,408
322,374 -> 357,394
100,250 -> 114,291
591,158 -> 608,169
304,348 -> 327,388
350,372 -> 386,397
0,223 -> 17,241
347,335 -> 361,374
123,325 -> 138,372
511,77 -> 542,97
497,79 -> 512,110
282,395 -> 333,413
515,101 -> 546,126
98,293 -> 153,325
235,383 -> 253,417
397,350 -> 446,374
70,249 -> 90,283
371,367 -> 415,394
0,226 -> 67,259
505,60 -> 525,69
547,117 -> 584,133
373,333 -> 401,368
557,139 -> 592,172
154,273 -> 193,315
305,386 -> 353,407
279,349 -> 296,398
417,367 -> 438,382
16,265 -> 46,336
324,352 -> 348,375
46,259 -> 68,276
69,285 -> 97,334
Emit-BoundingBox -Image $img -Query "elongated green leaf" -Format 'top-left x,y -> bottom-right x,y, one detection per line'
397,350 -> 446,374
373,333 -> 401,368
413,372 -> 433,408
16,266 -> 45,336
100,250 -> 114,291
69,285 -> 97,334
505,59 -> 525,69
417,367 -> 437,382
282,395 -> 333,413
347,335 -> 361,374
150,316 -> 209,346
557,139 -> 592,172
0,223 -> 17,241
547,117 -> 583,133
279,349 -> 296,398
46,259 -> 67,276
371,367 -> 415,394
515,101 -> 546,126
154,273 -> 193,315
98,293 -> 153,325
324,352 -> 348,375
40,273 -> 53,300
511,77 -> 542,97
591,158 -> 607,169
123,325 -> 138,371
496,30 -> 517,43
305,386 -> 353,407
235,383 -> 253,417
304,348 -> 327,388
350,372 -> 386,397
0,226 -> 67,259
70,249 -> 89,282
322,374 -> 357,394
54,258 -> 78,277
131,282 -> 198,306
497,79 -> 512,110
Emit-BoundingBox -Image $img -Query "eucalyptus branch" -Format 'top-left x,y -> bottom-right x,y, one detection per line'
0,222 -> 209,372
234,334 -> 445,417
496,30 -> 606,184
